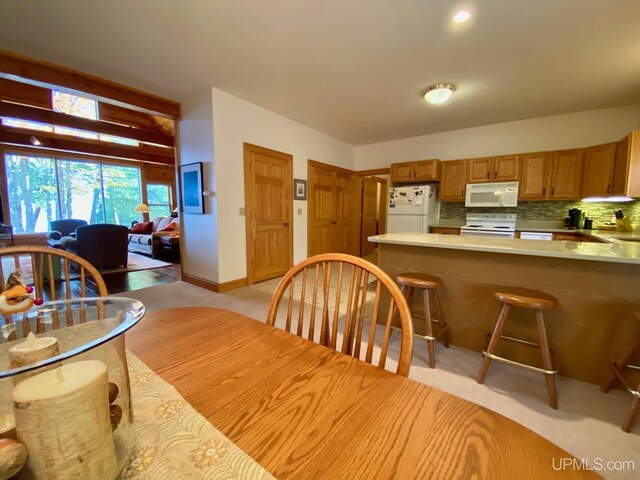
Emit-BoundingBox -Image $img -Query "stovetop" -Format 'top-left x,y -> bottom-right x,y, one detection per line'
461,213 -> 517,232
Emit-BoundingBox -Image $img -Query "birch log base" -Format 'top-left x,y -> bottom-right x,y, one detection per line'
12,361 -> 118,479
8,334 -> 59,370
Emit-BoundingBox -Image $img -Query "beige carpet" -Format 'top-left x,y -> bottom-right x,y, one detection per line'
120,280 -> 640,480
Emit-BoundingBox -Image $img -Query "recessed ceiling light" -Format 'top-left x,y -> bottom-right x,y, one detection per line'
453,10 -> 471,23
423,84 -> 456,104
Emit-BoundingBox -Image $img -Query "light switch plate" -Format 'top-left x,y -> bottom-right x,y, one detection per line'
239,207 -> 246,215
297,209 -> 302,215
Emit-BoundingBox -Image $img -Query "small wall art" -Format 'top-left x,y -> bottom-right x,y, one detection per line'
180,162 -> 205,214
294,179 -> 307,201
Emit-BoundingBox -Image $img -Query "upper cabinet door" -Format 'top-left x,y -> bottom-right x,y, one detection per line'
612,136 -> 630,196
414,159 -> 440,181
493,155 -> 520,182
467,157 -> 494,183
440,160 -> 467,202
390,162 -> 415,184
582,143 -> 617,197
549,149 -> 583,200
519,153 -> 550,200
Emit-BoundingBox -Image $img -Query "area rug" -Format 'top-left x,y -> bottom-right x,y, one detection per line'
1,252 -> 171,283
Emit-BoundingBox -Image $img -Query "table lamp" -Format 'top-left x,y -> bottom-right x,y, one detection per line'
133,203 -> 150,224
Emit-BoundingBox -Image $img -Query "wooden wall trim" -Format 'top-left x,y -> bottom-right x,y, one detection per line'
0,78 -> 51,108
0,49 -> 181,119
0,101 -> 174,147
357,167 -> 390,176
181,273 -> 247,293
0,126 -> 174,165
308,159 -> 354,175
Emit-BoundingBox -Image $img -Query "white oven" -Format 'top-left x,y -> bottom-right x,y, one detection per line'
465,182 -> 519,208
459,213 -> 517,238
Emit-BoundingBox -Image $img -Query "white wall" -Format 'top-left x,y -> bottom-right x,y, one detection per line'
176,88 -> 220,283
211,87 -> 355,283
355,105 -> 640,169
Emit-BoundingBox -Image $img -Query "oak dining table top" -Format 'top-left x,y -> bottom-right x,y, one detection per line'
125,307 -> 597,479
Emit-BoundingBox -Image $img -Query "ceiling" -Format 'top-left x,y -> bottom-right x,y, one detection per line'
1,0 -> 639,145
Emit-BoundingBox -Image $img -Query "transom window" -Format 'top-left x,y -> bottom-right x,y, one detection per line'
146,183 -> 173,219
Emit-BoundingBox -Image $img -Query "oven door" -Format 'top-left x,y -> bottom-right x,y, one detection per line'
460,228 -> 515,238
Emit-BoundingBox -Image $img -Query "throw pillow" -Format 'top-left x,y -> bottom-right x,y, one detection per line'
158,223 -> 175,233
131,221 -> 153,234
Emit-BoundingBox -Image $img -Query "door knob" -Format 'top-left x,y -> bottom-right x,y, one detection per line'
283,222 -> 289,227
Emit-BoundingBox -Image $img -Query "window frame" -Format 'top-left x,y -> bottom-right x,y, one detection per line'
145,181 -> 174,219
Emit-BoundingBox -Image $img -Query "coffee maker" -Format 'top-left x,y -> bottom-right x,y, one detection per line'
567,208 -> 582,229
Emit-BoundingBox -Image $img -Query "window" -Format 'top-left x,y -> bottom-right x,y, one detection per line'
1,91 -> 139,146
146,183 -> 172,219
3,152 -> 143,232
4,153 -> 58,233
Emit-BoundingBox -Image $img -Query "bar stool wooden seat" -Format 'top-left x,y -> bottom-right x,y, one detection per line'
601,310 -> 640,433
396,272 -> 450,368
477,287 -> 559,409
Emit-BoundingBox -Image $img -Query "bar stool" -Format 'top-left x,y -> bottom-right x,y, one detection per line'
476,287 -> 558,409
396,273 -> 450,368
601,311 -> 640,433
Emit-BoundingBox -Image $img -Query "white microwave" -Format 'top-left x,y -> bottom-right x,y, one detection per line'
465,182 -> 519,208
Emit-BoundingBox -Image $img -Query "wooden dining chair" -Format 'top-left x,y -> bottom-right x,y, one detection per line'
0,246 -> 107,299
266,253 -> 414,376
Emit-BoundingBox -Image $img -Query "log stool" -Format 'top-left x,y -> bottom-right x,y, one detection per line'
396,273 -> 450,368
476,287 -> 559,409
601,311 -> 640,433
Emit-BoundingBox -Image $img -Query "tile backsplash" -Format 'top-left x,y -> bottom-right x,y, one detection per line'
440,200 -> 640,227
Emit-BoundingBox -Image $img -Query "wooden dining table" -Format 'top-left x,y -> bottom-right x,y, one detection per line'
126,307 -> 598,479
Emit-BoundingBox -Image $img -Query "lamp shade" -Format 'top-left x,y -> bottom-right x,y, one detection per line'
172,207 -> 179,213
133,203 -> 150,213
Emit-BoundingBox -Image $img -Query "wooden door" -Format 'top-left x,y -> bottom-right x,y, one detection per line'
549,149 -> 583,200
467,157 -> 493,183
391,162 -> 414,183
332,172 -> 354,254
612,136 -> 630,196
440,160 -> 467,202
582,143 -> 616,197
414,159 -> 440,181
519,153 -> 550,200
494,155 -> 520,182
243,143 -> 293,284
361,177 -> 379,256
308,166 -> 334,256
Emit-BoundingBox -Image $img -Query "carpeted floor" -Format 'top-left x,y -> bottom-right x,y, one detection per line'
119,280 -> 640,480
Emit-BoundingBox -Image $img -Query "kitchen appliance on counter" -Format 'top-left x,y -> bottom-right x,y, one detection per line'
566,208 -> 583,229
460,213 -> 517,238
387,184 -> 439,233
465,182 -> 519,208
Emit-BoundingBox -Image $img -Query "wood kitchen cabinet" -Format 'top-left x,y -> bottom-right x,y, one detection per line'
549,149 -> 583,200
467,157 -> 494,183
468,155 -> 520,183
519,152 -> 550,200
391,159 -> 440,184
612,132 -> 640,197
582,143 -> 617,197
440,160 -> 467,202
431,227 -> 460,235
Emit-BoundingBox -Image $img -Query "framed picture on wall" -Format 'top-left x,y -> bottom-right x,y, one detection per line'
180,162 -> 205,214
294,179 -> 307,200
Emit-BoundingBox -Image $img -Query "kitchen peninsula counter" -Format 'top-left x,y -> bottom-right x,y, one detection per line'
369,232 -> 640,385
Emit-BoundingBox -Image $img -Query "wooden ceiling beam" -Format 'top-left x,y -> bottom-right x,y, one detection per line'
0,78 -> 52,109
0,126 -> 174,165
98,103 -> 173,134
0,101 -> 174,147
0,49 -> 181,119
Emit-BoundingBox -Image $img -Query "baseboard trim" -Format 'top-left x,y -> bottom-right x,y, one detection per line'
181,273 -> 247,293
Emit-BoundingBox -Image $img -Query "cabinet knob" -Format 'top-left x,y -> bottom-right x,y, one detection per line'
551,187 -> 555,197
542,187 -> 546,196
607,184 -> 611,194
486,172 -> 490,179
461,189 -> 464,198
494,171 -> 497,180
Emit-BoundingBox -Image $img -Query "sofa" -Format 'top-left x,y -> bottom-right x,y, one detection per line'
128,216 -> 179,258
61,224 -> 129,269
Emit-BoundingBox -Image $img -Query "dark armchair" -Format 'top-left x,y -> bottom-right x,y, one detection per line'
61,224 -> 128,269
47,219 -> 88,241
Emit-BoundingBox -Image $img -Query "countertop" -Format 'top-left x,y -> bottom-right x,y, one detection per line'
368,230 -> 640,265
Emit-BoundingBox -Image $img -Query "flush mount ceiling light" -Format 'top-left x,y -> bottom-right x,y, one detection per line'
423,84 -> 456,104
453,10 -> 471,23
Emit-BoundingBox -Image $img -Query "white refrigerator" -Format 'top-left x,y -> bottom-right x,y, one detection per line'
387,185 -> 440,233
